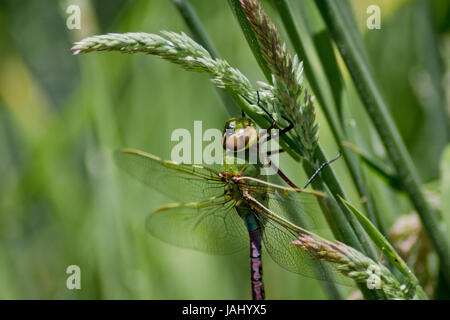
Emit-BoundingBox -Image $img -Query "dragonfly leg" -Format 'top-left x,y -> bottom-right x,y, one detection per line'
255,91 -> 276,130
264,157 -> 299,189
264,151 -> 341,190
255,91 -> 294,144
302,152 -> 342,189
238,164 -> 249,176
255,91 -> 299,189
264,116 -> 293,143
266,149 -> 284,156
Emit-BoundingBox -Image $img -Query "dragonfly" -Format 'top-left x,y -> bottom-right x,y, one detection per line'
115,110 -> 345,300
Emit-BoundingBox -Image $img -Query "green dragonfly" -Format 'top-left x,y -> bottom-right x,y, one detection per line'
115,115 -> 346,300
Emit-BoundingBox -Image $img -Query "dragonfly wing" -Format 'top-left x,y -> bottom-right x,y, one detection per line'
114,148 -> 225,203
260,214 -> 354,286
241,176 -> 328,231
239,177 -> 354,286
266,189 -> 324,231
146,197 -> 249,255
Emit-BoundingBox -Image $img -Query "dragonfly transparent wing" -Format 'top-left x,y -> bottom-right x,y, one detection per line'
241,177 -> 326,230
146,196 -> 249,255
114,148 -> 225,203
239,177 -> 355,286
260,213 -> 354,287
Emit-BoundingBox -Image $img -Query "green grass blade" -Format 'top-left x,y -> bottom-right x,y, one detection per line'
270,0 -> 386,236
441,145 -> 450,245
268,0 -> 385,274
227,0 -> 273,82
228,0 -> 366,252
342,141 -> 402,191
315,0 -> 450,286
339,196 -> 428,299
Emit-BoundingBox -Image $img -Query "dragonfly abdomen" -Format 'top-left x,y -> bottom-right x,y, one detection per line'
249,229 -> 264,300
241,214 -> 265,300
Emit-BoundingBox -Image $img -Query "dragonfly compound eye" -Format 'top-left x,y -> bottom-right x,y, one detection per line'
222,126 -> 257,152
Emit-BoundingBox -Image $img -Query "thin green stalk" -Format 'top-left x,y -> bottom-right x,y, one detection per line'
315,0 -> 450,286
227,0 -> 273,82
343,141 -> 403,191
270,0 -> 386,235
340,196 -> 429,299
301,156 -> 383,299
308,146 -> 381,267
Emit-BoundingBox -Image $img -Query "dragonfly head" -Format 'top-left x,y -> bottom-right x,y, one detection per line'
222,117 -> 258,153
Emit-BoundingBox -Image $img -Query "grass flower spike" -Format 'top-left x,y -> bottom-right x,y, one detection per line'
238,0 -> 318,160
72,31 -> 255,102
292,233 -> 414,300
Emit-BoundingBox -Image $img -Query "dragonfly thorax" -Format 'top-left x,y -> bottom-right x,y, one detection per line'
219,163 -> 268,211
220,118 -> 267,202
221,176 -> 243,203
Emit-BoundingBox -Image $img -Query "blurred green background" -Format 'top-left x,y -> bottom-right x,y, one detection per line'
0,0 -> 448,299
